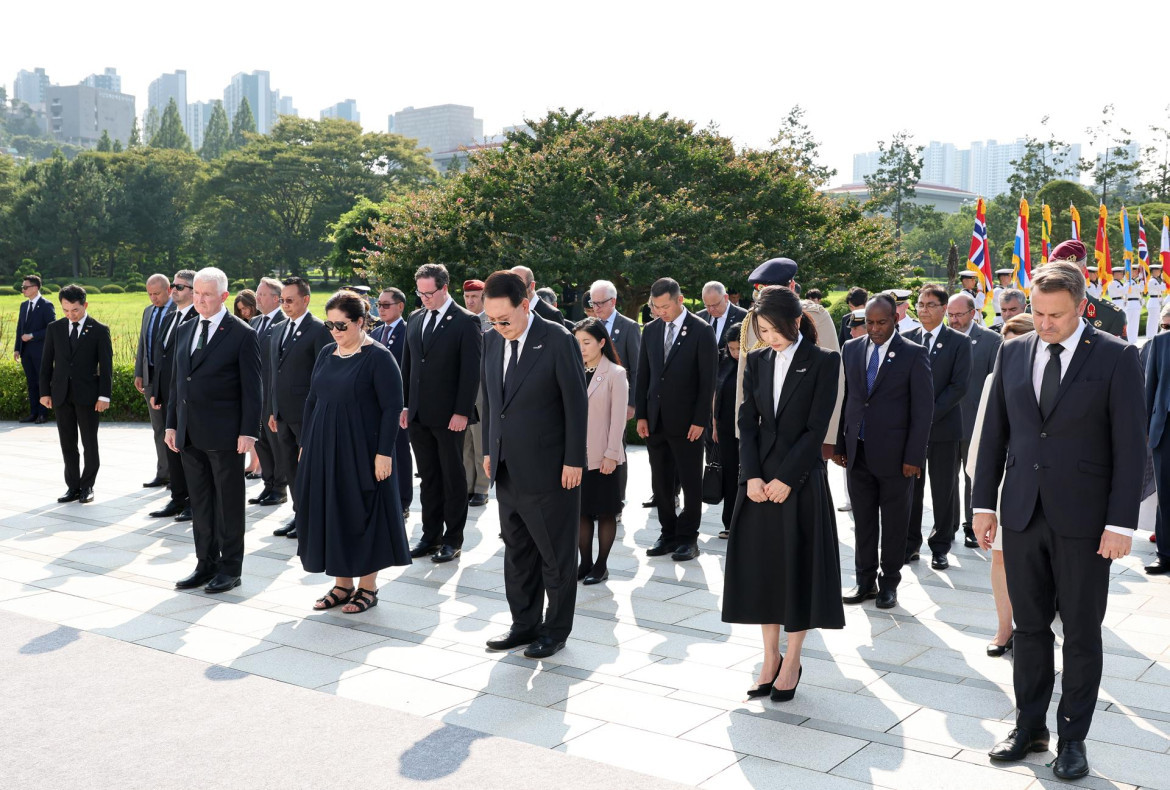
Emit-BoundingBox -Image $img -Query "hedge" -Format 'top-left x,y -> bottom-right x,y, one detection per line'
0,361 -> 149,422
125,282 -> 147,292
101,284 -> 126,294
0,286 -> 16,296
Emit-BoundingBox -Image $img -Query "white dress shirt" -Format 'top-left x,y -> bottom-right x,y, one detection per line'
189,307 -> 228,354
772,334 -> 802,413
256,308 -> 282,334
68,313 -> 110,402
502,312 -> 536,382
663,309 -> 688,354
866,335 -> 894,375
164,304 -> 195,347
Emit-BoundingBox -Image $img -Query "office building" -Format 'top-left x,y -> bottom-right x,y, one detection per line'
46,83 -> 135,147
224,71 -> 273,134
275,91 -> 296,122
187,100 -> 218,151
389,104 -> 483,171
13,67 -> 50,109
82,68 -> 121,93
321,99 -> 359,123
148,70 -> 189,137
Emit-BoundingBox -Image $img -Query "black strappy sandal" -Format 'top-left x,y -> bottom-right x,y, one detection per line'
313,585 -> 354,610
343,587 -> 378,614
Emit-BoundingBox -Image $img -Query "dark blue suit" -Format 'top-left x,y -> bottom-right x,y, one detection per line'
15,296 -> 56,418
374,319 -> 412,510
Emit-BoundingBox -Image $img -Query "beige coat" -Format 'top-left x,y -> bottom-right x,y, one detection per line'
585,356 -> 629,470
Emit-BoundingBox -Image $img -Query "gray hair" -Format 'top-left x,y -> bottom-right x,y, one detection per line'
1030,262 -> 1085,304
535,287 -> 557,306
257,277 -> 282,297
590,279 -> 617,300
146,273 -> 170,289
702,281 -> 726,298
194,267 -> 229,294
1160,301 -> 1170,321
1001,288 -> 1027,309
173,269 -> 196,286
948,292 -> 975,311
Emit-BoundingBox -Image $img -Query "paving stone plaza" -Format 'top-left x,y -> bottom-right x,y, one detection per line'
3,421 -> 1169,788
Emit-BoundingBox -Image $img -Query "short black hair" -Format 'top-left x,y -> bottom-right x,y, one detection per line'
483,270 -> 528,307
919,283 -> 948,307
649,278 -> 681,299
22,274 -> 42,289
806,288 -> 823,300
867,293 -> 896,315
414,263 -> 450,289
846,286 -> 869,307
324,290 -> 369,325
281,276 -> 310,298
58,284 -> 87,304
380,286 -> 406,305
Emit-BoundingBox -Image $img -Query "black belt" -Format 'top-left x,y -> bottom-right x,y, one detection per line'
1127,298 -> 1140,302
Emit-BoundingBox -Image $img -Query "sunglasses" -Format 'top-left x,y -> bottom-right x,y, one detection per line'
1161,324 -> 1170,332
171,283 -> 190,291
324,320 -> 354,331
278,298 -> 300,305
486,319 -> 513,327
376,301 -> 403,309
20,284 -> 35,291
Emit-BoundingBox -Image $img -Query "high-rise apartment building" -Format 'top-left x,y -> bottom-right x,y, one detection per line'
148,70 -> 189,138
187,100 -> 218,151
46,83 -> 135,147
224,71 -> 273,134
321,99 -> 359,123
82,68 -> 121,93
13,67 -> 51,109
389,104 -> 483,171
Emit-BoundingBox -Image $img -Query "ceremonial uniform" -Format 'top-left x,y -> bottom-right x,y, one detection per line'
1123,276 -> 1143,344
990,286 -> 1005,327
963,288 -> 986,326
1049,242 -> 1127,340
1145,268 -> 1165,338
1086,277 -> 1103,299
886,289 -> 921,334
1106,274 -> 1127,307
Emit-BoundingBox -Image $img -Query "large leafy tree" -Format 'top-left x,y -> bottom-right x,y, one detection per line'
863,131 -> 924,245
1007,117 -> 1079,201
229,97 -> 256,150
19,152 -> 111,277
1085,104 -> 1141,207
200,101 -> 230,161
151,98 -> 192,152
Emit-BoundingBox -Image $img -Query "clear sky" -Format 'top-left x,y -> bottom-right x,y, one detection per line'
5,0 -> 1167,186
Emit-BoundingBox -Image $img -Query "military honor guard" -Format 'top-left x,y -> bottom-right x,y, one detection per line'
1086,265 -> 1103,298
958,272 -> 985,326
1122,268 -> 1144,344
1107,265 -> 1128,308
1146,264 -> 1165,338
991,269 -> 1013,329
885,289 -> 921,334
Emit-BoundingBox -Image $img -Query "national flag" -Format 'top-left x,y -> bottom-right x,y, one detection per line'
1120,206 -> 1135,280
1163,215 -> 1170,271
1138,211 -> 1151,291
966,197 -> 992,287
1096,204 -> 1112,290
1041,203 -> 1052,264
1070,204 -> 1082,241
1012,198 -> 1032,292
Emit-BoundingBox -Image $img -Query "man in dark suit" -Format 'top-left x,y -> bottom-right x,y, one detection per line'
39,284 -> 113,504
400,263 -> 483,563
589,279 -> 641,508
903,283 -> 972,569
134,273 -> 176,488
165,267 -> 262,594
833,294 -> 932,609
947,290 -> 1002,548
248,277 -> 287,507
266,277 -> 331,540
635,277 -> 718,561
14,275 -> 56,424
460,280 -> 491,507
480,270 -> 587,659
1147,302 -> 1170,574
511,265 -> 569,327
373,286 -> 413,520
697,281 -> 748,352
976,260 -> 1144,780
148,270 -> 199,521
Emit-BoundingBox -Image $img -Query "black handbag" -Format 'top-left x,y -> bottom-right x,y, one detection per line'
702,461 -> 723,504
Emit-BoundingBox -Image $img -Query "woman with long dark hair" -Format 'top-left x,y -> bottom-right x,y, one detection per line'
721,285 -> 844,701
572,317 -> 628,584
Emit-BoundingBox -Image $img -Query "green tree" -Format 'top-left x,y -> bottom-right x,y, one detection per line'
150,98 -> 192,152
96,130 -> 113,152
770,104 -> 837,187
128,117 -> 142,148
863,131 -> 924,245
329,196 -> 387,283
1142,108 -> 1170,203
200,101 -> 230,161
143,106 -> 160,144
20,152 -> 111,277
1007,118 -> 1079,201
1085,104 -> 1141,207
111,138 -> 123,153
229,97 -> 256,150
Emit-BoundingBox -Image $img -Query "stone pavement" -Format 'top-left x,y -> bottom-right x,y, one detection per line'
1,421 -> 1169,789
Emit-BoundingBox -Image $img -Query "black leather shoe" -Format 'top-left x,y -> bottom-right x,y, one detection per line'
204,574 -> 242,594
150,499 -> 187,518
174,507 -> 193,522
255,490 -> 287,506
770,665 -> 802,702
583,570 -> 609,585
646,537 -> 678,556
285,529 -> 297,540
432,545 -> 461,563
931,553 -> 949,570
524,636 -> 566,659
409,542 -> 442,559
19,414 -> 35,423
988,727 -> 1050,761
272,522 -> 296,537
486,629 -> 539,651
671,542 -> 700,561
1145,557 -> 1170,575
1053,739 -> 1089,780
875,590 -> 898,609
904,552 -> 920,564
963,534 -> 980,549
244,471 -> 263,480
78,487 -> 94,504
33,415 -> 47,424
468,493 -> 489,507
842,585 -> 878,604
143,477 -> 169,488
642,496 -> 657,508
986,635 -> 1014,657
175,569 -> 216,590
57,489 -> 81,503
248,487 -> 272,505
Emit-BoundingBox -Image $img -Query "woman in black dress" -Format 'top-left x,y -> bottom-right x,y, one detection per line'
296,290 -> 411,614
721,285 -> 844,701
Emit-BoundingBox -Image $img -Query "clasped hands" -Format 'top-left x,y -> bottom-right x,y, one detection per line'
637,419 -> 704,442
746,477 -> 791,504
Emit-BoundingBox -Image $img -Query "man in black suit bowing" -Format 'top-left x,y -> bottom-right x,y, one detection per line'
39,284 -> 113,503
903,283 -> 972,569
400,263 -> 483,563
373,286 -> 413,519
14,275 -> 56,423
249,277 -> 287,507
165,267 -> 262,594
480,271 -> 587,658
697,281 -> 748,352
266,277 -> 331,540
833,294 -> 932,609
636,277 -> 718,561
976,261 -> 1145,780
134,273 -> 176,488
512,265 -> 569,327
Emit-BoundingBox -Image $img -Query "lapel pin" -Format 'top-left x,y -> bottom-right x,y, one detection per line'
795,368 -> 807,373
888,352 -> 896,358
533,344 -> 543,350
936,343 -> 942,349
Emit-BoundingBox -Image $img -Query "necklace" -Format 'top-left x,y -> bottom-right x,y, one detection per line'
337,333 -> 369,358
584,363 -> 598,373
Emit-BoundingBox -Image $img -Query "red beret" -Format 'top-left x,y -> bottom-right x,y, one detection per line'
1049,239 -> 1087,263
463,279 -> 485,292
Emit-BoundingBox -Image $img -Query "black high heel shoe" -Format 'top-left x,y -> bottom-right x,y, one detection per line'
986,635 -> 1014,657
747,656 -> 782,698
770,665 -> 802,702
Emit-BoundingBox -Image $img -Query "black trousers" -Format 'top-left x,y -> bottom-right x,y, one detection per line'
958,439 -> 974,537
165,441 -> 190,504
145,389 -> 169,479
410,421 -> 468,548
21,348 -> 46,417
847,441 -> 914,591
395,425 -> 413,510
181,443 -> 246,576
1003,503 -> 1111,741
255,419 -> 286,492
715,425 -> 739,530
55,398 -> 100,489
1152,440 -> 1170,561
274,418 -> 302,511
646,430 -> 705,543
907,440 -> 960,556
497,462 -> 579,641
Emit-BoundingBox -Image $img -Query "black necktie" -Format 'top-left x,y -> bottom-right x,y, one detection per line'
504,339 -> 519,392
70,321 -> 80,347
1039,343 -> 1063,417
194,319 -> 210,355
280,320 -> 295,355
259,315 -> 270,335
148,306 -> 163,357
422,310 -> 439,345
922,331 -> 933,351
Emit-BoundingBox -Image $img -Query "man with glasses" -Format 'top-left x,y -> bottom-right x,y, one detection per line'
373,287 -> 414,519
697,281 -> 747,353
13,275 -> 56,424
947,290 -> 1002,548
461,279 -> 491,507
400,263 -> 483,563
903,283 -> 972,569
134,273 -> 176,488
249,277 -> 288,507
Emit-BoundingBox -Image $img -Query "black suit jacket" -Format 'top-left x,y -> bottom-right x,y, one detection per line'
974,324 -> 1145,537
739,341 -> 840,486
372,319 -> 407,366
481,314 -> 588,494
635,312 -> 718,435
167,313 -> 263,452
835,332 -> 933,474
39,317 -> 113,406
251,312 -> 286,419
697,303 -> 748,351
269,313 -> 332,426
401,301 -> 483,426
604,312 -> 641,409
15,297 -> 55,355
959,322 -> 1003,441
903,323 -> 972,442
151,307 -> 199,409
135,300 -> 176,395
532,295 -> 572,329
1146,330 -> 1170,450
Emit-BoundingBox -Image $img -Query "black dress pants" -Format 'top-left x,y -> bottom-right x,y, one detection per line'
165,442 -> 190,503
847,441 -> 914,592
255,420 -> 286,493
715,423 -> 739,530
1152,441 -> 1170,561
958,439 -> 975,537
497,462 -> 578,641
1003,504 -> 1111,741
22,348 -> 46,417
182,443 -> 246,576
410,420 -> 468,548
55,398 -> 100,489
646,430 -> 705,543
907,440 -> 960,557
395,425 -> 413,510
274,418 -> 303,511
